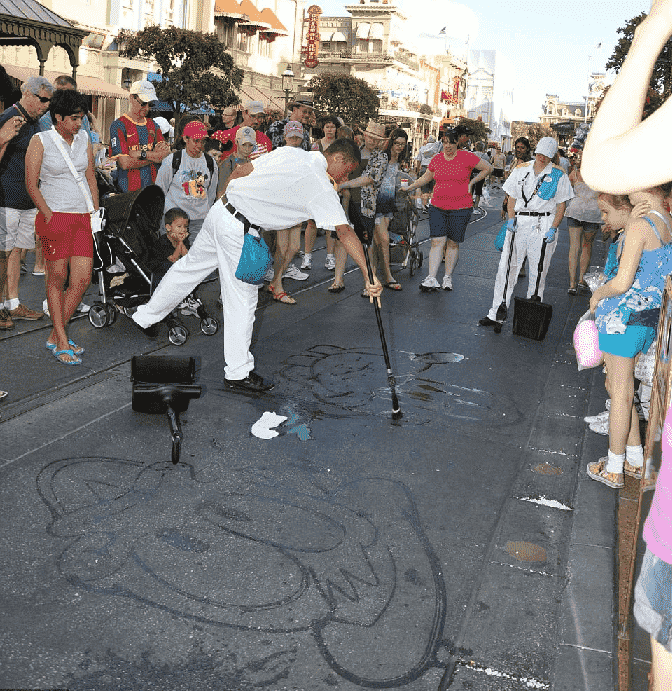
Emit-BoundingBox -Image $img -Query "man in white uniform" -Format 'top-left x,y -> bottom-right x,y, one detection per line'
479,137 -> 573,333
132,139 -> 382,393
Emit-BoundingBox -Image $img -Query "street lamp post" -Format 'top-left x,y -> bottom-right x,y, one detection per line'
282,64 -> 295,117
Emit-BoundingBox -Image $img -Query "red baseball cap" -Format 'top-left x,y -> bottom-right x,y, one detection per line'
182,121 -> 208,140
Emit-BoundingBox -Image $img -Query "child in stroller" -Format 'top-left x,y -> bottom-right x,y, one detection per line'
89,187 -> 218,345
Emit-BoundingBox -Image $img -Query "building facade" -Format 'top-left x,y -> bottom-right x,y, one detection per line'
465,49 -> 513,149
539,73 -> 607,129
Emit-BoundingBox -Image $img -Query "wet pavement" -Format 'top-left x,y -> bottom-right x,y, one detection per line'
1,189 -> 618,690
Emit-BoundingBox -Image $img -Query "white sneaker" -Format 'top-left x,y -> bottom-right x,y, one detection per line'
419,276 -> 440,291
77,301 -> 90,314
264,267 -> 275,282
589,419 -> 609,436
283,264 -> 309,281
301,253 -> 312,270
325,254 -> 336,270
179,297 -> 200,317
584,410 -> 609,425
442,275 -> 452,291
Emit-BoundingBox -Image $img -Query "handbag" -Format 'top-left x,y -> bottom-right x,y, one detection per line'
573,311 -> 603,370
235,228 -> 272,285
494,220 -> 508,251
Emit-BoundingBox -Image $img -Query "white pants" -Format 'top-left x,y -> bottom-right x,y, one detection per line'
487,214 -> 557,321
133,201 -> 258,380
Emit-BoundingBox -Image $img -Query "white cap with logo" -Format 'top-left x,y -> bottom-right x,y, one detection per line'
535,137 -> 558,159
130,80 -> 158,103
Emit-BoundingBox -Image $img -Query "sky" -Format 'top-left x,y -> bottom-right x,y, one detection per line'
313,0 -> 651,121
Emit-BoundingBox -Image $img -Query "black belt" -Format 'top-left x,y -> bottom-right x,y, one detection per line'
517,211 -> 551,217
221,195 -> 263,232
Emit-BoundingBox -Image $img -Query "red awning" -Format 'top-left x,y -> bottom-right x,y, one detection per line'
258,7 -> 288,35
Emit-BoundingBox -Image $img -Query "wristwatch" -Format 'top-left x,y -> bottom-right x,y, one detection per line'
140,150 -> 147,160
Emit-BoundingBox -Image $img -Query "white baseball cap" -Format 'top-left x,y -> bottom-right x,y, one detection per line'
236,126 -> 256,146
244,100 -> 265,115
130,80 -> 158,103
535,137 -> 558,159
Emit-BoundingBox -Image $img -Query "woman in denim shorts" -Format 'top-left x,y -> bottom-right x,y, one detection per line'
402,128 -> 492,292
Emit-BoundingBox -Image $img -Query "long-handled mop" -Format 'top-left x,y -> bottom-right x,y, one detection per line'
363,243 -> 402,420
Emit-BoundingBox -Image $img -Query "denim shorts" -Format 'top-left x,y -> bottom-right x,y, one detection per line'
375,212 -> 394,223
566,217 -> 601,233
428,206 -> 472,243
634,548 -> 672,650
598,324 -> 656,358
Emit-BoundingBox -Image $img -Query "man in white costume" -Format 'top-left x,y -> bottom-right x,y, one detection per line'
132,138 -> 382,393
479,137 -> 573,333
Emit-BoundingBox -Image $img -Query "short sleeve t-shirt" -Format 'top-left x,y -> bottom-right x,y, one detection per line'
0,105 -> 42,209
109,114 -> 165,192
428,150 -> 480,210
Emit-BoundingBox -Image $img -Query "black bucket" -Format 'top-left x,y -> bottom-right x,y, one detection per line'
512,297 -> 552,341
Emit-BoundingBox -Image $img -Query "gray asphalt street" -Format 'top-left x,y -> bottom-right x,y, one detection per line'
1,189 -> 623,690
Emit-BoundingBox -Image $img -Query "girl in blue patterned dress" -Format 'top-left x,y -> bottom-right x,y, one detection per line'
588,187 -> 672,488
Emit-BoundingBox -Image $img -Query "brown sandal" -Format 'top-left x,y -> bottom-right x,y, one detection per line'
587,458 -> 624,488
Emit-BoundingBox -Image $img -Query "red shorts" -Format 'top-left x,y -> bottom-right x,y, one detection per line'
36,211 -> 93,261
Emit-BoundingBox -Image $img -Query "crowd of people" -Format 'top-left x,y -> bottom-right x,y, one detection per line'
6,7 -> 672,679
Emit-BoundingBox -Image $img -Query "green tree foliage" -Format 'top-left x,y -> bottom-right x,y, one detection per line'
606,12 -> 672,99
456,117 -> 490,143
511,121 -> 555,149
306,72 -> 379,125
118,25 -> 243,117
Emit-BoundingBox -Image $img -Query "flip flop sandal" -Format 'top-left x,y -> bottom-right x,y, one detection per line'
385,281 -> 403,291
52,348 -> 82,366
47,339 -> 84,355
272,291 -> 296,304
567,287 -> 577,295
361,288 -> 370,298
328,284 -> 345,293
587,459 -> 623,488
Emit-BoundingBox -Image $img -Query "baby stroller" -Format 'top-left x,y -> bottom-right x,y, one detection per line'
88,185 -> 219,346
388,173 -> 423,276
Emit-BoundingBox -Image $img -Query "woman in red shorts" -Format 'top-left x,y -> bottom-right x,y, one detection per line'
26,89 -> 97,365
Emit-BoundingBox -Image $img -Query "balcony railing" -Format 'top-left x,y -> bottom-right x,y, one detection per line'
319,50 -> 393,64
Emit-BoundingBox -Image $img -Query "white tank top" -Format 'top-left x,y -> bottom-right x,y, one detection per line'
36,128 -> 90,213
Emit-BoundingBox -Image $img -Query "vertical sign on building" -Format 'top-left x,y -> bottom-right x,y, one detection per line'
302,5 -> 322,68
452,76 -> 460,105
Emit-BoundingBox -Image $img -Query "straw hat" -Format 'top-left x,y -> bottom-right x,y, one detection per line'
364,120 -> 386,139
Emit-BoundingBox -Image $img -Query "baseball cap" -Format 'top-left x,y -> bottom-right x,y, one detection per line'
244,100 -> 265,115
535,137 -> 558,159
130,80 -> 158,103
284,120 -> 303,138
236,126 -> 256,146
182,121 -> 208,140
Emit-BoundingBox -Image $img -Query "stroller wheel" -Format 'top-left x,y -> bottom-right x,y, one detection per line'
200,316 -> 219,336
418,250 -> 424,268
89,302 -> 111,328
409,250 -> 417,276
168,323 -> 189,346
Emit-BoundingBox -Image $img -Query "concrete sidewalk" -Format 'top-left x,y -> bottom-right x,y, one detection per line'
0,190 -> 621,690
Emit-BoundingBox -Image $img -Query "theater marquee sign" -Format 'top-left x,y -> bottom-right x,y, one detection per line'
302,5 -> 322,69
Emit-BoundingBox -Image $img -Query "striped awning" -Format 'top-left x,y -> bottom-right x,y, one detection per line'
4,64 -> 129,99
258,7 -> 287,35
370,22 -> 384,40
213,0 -> 246,19
239,84 -> 284,112
237,0 -> 270,28
332,31 -> 346,42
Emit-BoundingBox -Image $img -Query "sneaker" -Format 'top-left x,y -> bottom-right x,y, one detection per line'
325,254 -> 336,270
264,267 -> 275,282
301,253 -> 312,270
442,275 -> 452,291
224,370 -> 275,393
584,410 -> 609,425
419,276 -> 440,292
283,264 -> 309,281
179,297 -> 200,317
589,419 -> 609,436
9,303 -> 43,320
0,308 -> 14,330
43,299 -> 50,317
77,301 -> 90,314
478,316 -> 499,327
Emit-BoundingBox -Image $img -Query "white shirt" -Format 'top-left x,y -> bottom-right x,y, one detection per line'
226,147 -> 348,231
35,129 -> 91,213
503,161 -> 574,214
416,142 -> 440,167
